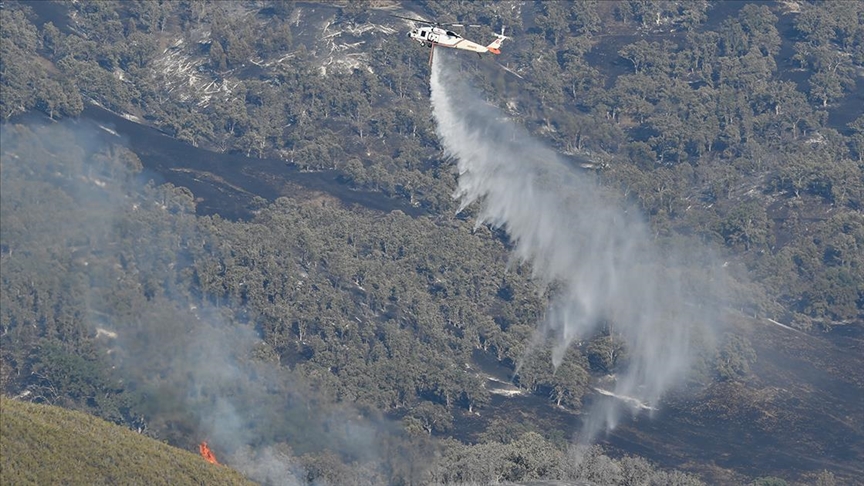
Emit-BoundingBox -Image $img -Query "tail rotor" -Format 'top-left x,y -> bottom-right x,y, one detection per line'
486,26 -> 509,54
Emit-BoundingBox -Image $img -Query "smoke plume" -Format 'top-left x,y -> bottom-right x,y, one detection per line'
1,120 -> 406,485
430,52 -> 724,440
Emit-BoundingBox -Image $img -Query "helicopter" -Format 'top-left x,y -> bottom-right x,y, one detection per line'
391,15 -> 509,65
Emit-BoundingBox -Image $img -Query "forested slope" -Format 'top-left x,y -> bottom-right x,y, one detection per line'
3,0 -> 861,328
1,1 -> 862,485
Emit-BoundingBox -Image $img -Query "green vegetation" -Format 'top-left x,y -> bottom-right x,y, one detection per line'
432,435 -> 706,485
0,398 -> 255,486
715,333 -> 758,381
1,0 -> 862,484
3,0 -> 860,329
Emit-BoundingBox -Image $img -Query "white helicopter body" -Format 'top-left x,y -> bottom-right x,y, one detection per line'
393,15 -> 509,64
407,25 -> 505,55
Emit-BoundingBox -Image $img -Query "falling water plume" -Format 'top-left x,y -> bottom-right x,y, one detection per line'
429,51 -> 722,442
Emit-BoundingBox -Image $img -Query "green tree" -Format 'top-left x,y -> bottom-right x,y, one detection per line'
587,334 -> 628,373
714,201 -> 771,251
715,334 -> 757,381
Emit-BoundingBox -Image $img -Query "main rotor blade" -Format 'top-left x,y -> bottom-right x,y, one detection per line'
495,62 -> 524,79
390,14 -> 435,25
390,14 -> 479,28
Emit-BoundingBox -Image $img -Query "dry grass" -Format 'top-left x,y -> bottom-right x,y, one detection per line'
0,398 -> 255,486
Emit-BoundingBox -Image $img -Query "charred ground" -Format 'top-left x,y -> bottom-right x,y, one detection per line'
1,1 -> 862,485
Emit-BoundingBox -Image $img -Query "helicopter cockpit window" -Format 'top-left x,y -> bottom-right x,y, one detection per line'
420,31 -> 427,38
446,31 -> 458,37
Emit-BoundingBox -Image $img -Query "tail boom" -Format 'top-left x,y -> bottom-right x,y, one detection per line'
486,28 -> 509,55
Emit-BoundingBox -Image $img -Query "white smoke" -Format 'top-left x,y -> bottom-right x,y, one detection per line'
429,51 -> 723,441
0,121 -> 399,485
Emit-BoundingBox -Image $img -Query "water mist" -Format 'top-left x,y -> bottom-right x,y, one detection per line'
429,51 -> 723,441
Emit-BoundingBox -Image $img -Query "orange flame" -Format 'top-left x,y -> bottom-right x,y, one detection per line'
199,441 -> 219,465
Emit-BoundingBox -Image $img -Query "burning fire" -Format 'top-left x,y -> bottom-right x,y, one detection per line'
199,441 -> 219,465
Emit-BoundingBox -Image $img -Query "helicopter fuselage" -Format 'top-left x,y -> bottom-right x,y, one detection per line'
408,26 -> 490,53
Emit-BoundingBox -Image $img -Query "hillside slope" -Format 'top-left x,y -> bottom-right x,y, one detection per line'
0,398 -> 254,486
1,1 -> 861,484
